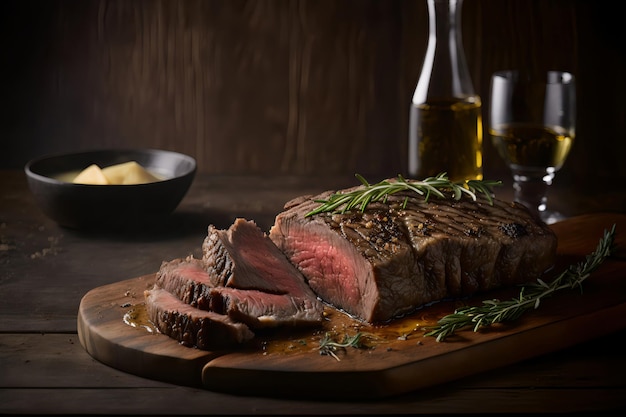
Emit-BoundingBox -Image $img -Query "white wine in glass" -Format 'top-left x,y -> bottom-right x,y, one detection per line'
489,70 -> 576,224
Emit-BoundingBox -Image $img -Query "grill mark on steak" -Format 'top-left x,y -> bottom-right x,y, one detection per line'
144,287 -> 255,350
270,187 -> 557,323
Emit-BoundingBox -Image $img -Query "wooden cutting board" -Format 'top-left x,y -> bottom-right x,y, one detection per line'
77,212 -> 626,400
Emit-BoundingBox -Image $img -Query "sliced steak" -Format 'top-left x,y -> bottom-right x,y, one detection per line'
144,287 -> 254,350
155,257 -> 324,328
155,257 -> 209,306
201,218 -> 320,300
208,287 -> 324,328
269,186 -> 557,323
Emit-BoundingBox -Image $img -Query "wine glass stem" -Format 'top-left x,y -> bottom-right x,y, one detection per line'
511,170 -> 555,218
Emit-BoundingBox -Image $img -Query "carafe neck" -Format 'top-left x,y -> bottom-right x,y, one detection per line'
413,0 -> 475,103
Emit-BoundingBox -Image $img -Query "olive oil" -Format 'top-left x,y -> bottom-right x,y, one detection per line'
489,123 -> 574,171
408,0 -> 483,183
409,98 -> 483,182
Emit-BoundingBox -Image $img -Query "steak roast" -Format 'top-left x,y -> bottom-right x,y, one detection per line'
269,186 -> 557,323
145,182 -> 558,348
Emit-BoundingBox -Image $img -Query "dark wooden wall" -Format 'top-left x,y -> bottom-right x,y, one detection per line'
2,0 -> 624,187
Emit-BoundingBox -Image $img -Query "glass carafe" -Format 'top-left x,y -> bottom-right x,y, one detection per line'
408,0 -> 483,182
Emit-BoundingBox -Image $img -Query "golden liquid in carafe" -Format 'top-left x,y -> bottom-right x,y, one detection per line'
409,98 -> 483,182
489,123 -> 574,171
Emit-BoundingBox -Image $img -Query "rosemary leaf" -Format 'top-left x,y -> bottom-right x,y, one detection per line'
318,332 -> 367,361
305,173 -> 502,217
424,224 -> 617,342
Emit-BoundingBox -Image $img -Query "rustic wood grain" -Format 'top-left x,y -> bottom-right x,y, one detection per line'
2,0 -> 625,186
76,213 -> 626,400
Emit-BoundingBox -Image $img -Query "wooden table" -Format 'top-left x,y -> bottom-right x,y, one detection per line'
2,169 -> 626,415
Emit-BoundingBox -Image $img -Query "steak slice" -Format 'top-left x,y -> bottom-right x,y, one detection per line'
155,257 -> 324,328
269,186 -> 558,323
201,218 -> 320,300
155,257 -> 209,306
208,287 -> 324,329
144,287 -> 255,350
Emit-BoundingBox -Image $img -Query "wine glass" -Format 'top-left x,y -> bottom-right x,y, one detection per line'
488,70 -> 576,224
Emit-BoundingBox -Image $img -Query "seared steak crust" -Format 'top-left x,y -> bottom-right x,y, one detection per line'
269,187 -> 557,323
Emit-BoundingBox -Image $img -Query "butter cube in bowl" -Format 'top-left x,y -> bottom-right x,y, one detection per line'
24,149 -> 196,229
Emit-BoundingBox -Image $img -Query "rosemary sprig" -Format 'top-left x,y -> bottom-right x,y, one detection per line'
318,332 -> 366,361
305,173 -> 502,217
424,225 -> 617,342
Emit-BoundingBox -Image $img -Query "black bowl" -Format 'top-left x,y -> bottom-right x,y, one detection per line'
24,149 -> 197,229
